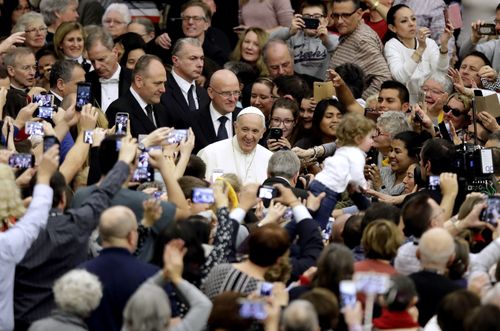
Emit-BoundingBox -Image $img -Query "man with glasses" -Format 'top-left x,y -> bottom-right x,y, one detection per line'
191,69 -> 241,152
459,3 -> 500,72
328,0 -> 391,100
3,47 -> 36,118
160,37 -> 210,129
180,0 -> 230,66
197,106 -> 272,184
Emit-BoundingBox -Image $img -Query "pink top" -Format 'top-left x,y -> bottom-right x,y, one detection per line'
239,0 -> 294,30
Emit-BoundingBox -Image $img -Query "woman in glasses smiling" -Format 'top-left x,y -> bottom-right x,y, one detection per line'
266,97 -> 299,151
12,12 -> 48,53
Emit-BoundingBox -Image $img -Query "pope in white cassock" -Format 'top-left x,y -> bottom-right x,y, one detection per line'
197,106 -> 273,184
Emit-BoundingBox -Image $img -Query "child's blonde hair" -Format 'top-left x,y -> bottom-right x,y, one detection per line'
336,113 -> 375,147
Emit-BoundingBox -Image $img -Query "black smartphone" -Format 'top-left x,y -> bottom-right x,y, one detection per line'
132,151 -> 154,183
76,82 -> 92,111
480,197 -> 499,227
115,112 -> 129,135
8,153 -> 34,169
438,122 -> 452,141
269,128 -> 283,140
478,23 -> 496,35
43,135 -> 59,152
191,187 -> 215,204
366,147 -> 378,165
303,17 -> 320,29
258,185 -> 279,200
33,94 -> 54,119
414,111 -> 423,123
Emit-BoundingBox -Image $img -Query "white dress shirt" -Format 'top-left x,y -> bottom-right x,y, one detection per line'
209,102 -> 233,137
171,68 -> 199,109
100,65 -> 121,112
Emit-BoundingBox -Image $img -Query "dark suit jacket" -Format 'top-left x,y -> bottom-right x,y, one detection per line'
85,67 -> 132,110
81,248 -> 160,331
4,88 -> 29,119
190,105 -> 239,153
160,73 -> 210,129
106,90 -> 172,138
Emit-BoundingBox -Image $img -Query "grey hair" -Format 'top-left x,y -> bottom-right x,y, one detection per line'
267,150 -> 300,180
172,37 -> 202,57
3,47 -> 35,68
123,283 -> 171,331
40,0 -> 78,26
12,12 -> 45,33
424,72 -> 453,94
377,111 -> 412,139
132,54 -> 162,78
418,228 -> 455,267
84,26 -> 114,51
130,18 -> 155,34
262,38 -> 294,65
103,3 -> 132,25
53,269 -> 102,318
282,300 -> 319,331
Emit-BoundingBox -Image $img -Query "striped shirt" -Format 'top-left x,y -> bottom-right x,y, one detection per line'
329,22 -> 392,99
202,263 -> 259,300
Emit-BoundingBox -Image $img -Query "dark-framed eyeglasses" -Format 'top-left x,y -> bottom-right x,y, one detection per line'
330,9 -> 358,21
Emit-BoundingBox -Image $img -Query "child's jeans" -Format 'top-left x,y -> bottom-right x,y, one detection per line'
308,179 -> 341,230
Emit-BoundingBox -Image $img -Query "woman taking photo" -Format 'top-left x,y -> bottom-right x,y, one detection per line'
266,98 -> 299,151
384,4 -> 452,103
231,27 -> 269,76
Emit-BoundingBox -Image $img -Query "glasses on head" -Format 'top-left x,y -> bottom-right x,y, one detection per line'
421,86 -> 445,96
270,117 -> 295,127
181,16 -> 206,22
25,27 -> 48,34
211,88 -> 241,99
443,105 -> 464,117
103,19 -> 126,25
302,14 -> 324,19
330,9 -> 358,20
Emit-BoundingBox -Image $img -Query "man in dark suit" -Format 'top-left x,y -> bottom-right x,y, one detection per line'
262,150 -> 308,200
191,69 -> 240,152
106,55 -> 171,137
48,60 -> 86,108
80,206 -> 163,331
3,47 -> 36,119
84,27 -> 132,113
160,37 -> 210,129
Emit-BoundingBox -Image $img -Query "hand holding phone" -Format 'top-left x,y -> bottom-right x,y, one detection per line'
258,185 -> 278,200
191,187 -> 215,204
115,112 -> 129,135
8,153 -> 34,169
76,82 -> 92,111
480,197 -> 499,227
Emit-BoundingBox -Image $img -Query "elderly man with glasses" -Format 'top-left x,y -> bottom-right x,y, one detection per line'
328,0 -> 392,100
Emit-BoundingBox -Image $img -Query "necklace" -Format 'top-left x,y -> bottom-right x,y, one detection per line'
232,138 -> 257,182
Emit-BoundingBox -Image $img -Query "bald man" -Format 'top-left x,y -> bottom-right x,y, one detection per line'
410,228 -> 461,326
81,206 -> 168,331
191,69 -> 241,153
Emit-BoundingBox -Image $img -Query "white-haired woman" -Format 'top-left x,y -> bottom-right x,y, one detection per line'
28,269 -> 102,331
12,12 -> 48,53
0,163 -> 26,232
102,4 -> 131,39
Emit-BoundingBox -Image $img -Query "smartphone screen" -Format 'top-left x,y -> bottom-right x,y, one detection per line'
257,282 -> 273,297
238,300 -> 267,320
76,83 -> 92,111
84,130 -> 93,144
115,113 -> 129,135
132,151 -> 153,182
481,197 -> 499,227
8,153 -> 34,169
258,186 -> 277,200
166,129 -> 189,144
339,280 -> 356,309
191,187 -> 215,204
428,175 -> 440,191
33,94 -> 54,119
26,121 -> 44,136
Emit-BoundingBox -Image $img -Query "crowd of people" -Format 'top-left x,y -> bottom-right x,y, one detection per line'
0,0 -> 499,331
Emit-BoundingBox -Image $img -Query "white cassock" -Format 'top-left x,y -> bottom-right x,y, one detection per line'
197,136 -> 273,184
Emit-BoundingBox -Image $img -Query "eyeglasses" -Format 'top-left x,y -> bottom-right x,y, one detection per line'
16,64 -> 37,71
181,16 -> 206,22
103,19 -> 126,25
271,117 -> 295,127
375,128 -> 389,137
210,87 -> 241,99
25,27 -> 48,34
330,9 -> 358,20
302,14 -> 324,19
443,105 -> 464,117
421,86 -> 445,96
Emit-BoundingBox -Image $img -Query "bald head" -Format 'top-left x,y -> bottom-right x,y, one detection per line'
208,69 -> 240,115
99,206 -> 137,250
262,39 -> 294,78
418,228 -> 455,269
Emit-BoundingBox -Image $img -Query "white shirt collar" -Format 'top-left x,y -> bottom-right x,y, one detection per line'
171,68 -> 195,94
209,102 -> 231,121
100,65 -> 121,83
130,87 -> 148,110
50,90 -> 63,102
